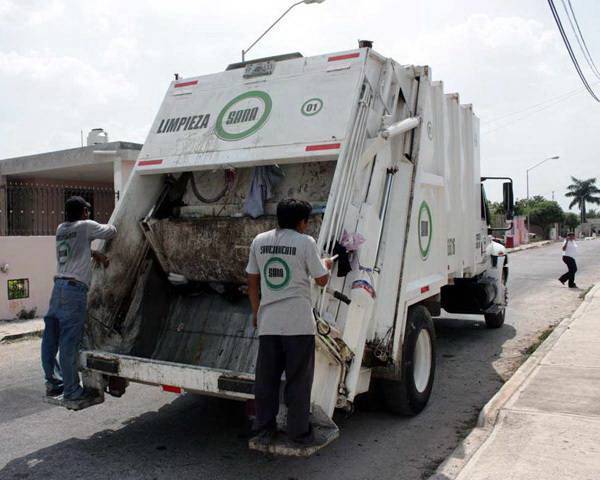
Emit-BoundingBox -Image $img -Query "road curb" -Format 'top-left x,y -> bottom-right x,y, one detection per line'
0,318 -> 45,344
429,282 -> 600,480
0,329 -> 44,343
506,240 -> 552,254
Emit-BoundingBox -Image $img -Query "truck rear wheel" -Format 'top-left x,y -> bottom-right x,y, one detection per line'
380,305 -> 436,416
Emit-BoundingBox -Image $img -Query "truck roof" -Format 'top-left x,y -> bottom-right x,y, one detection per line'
135,49 -> 370,174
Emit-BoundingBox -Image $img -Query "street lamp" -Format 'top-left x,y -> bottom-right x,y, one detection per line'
241,0 -> 326,62
526,155 -> 560,233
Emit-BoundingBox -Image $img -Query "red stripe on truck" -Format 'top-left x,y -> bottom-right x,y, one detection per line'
420,286 -> 430,294
162,385 -> 182,394
328,52 -> 360,62
174,80 -> 198,88
305,143 -> 341,152
138,159 -> 163,167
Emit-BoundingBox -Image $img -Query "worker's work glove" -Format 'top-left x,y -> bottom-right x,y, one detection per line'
92,251 -> 110,268
323,258 -> 334,270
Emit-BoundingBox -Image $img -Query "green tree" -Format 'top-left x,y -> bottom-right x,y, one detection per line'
528,200 -> 564,238
564,212 -> 580,232
586,208 -> 599,219
565,177 -> 600,223
515,195 -> 549,216
489,201 -> 505,215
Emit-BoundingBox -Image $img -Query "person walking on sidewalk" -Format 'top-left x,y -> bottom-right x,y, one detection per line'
41,196 -> 116,405
246,199 -> 332,445
559,232 -> 578,288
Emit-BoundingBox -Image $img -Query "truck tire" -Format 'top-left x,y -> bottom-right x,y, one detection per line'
484,309 -> 505,329
380,305 -> 436,416
485,263 -> 508,329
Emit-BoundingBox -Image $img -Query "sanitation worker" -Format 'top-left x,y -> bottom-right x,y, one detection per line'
246,198 -> 332,445
41,196 -> 116,406
559,231 -> 578,288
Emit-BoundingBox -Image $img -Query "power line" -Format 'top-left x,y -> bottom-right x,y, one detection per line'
562,0 -> 600,80
481,88 -> 588,135
547,0 -> 600,102
482,84 -> 586,126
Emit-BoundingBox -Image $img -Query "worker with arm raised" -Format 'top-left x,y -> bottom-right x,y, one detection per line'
247,198 -> 332,444
41,196 -> 116,407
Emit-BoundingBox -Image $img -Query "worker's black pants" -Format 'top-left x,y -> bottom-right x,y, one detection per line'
254,335 -> 315,440
559,255 -> 577,287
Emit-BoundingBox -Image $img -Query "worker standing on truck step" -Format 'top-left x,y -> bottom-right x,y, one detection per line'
246,198 -> 332,445
41,196 -> 116,407
559,232 -> 578,288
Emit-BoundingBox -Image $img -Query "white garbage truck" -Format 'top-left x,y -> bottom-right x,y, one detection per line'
76,44 -> 513,455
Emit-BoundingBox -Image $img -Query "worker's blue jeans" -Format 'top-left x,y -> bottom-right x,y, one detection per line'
41,278 -> 88,399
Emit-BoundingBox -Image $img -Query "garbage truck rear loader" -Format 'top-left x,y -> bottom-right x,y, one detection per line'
78,46 -> 513,455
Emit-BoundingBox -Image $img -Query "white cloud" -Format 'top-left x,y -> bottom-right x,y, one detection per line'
0,50 -> 137,104
0,0 -> 64,26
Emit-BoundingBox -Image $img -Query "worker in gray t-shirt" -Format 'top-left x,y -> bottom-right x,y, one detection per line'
246,198 -> 332,445
41,196 -> 116,406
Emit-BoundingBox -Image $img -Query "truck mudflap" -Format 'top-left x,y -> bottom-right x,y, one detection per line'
248,405 -> 339,457
80,350 -> 255,400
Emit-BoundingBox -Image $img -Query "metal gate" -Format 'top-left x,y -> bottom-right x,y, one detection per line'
0,182 -> 115,236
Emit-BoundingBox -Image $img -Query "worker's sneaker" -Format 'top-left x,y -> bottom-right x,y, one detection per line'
569,284 -> 578,289
45,384 -> 64,397
291,426 -> 315,445
63,388 -> 103,411
252,429 -> 277,445
558,278 -> 566,285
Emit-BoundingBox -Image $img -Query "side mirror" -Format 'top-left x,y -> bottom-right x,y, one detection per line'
503,182 -> 514,220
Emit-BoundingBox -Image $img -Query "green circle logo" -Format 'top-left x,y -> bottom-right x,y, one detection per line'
301,98 -> 323,116
264,257 -> 291,290
57,240 -> 71,264
418,201 -> 432,260
215,91 -> 272,141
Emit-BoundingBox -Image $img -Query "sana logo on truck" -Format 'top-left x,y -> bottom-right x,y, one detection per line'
263,257 -> 291,290
215,91 -> 272,141
418,201 -> 433,260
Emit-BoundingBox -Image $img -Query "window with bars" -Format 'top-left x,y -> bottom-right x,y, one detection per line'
7,278 -> 29,300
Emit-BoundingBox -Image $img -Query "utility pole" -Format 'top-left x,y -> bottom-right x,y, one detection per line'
526,155 -> 560,235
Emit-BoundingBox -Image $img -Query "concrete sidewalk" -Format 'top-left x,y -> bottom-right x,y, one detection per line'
0,318 -> 44,343
433,284 -> 600,480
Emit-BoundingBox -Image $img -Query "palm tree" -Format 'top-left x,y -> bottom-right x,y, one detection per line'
565,177 -> 600,223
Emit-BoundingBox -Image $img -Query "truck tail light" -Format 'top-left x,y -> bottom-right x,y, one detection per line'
162,385 -> 182,394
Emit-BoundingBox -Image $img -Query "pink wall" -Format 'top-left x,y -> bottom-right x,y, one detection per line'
507,216 -> 527,247
0,236 -> 55,320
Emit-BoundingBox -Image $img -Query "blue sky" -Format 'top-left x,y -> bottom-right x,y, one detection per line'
1,0 -> 599,212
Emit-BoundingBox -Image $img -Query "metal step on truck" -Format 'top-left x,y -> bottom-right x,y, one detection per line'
69,43 -> 514,456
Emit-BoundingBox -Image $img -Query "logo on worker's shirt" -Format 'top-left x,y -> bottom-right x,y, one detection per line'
216,91 -> 272,141
418,201 -> 432,260
264,257 -> 291,290
57,240 -> 71,264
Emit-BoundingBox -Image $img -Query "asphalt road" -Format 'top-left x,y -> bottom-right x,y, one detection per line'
1,241 -> 599,480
